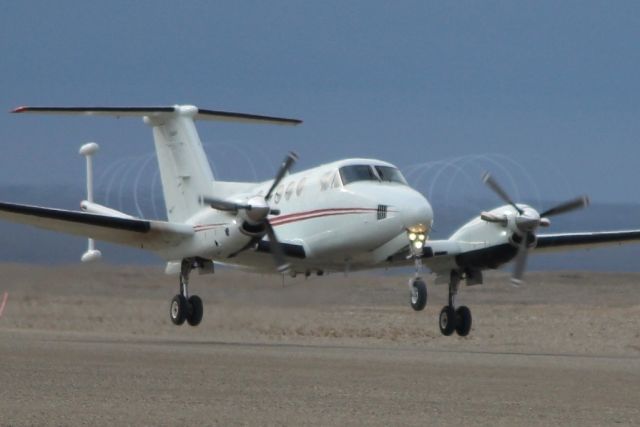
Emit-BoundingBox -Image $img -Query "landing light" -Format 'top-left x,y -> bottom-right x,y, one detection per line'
407,229 -> 427,249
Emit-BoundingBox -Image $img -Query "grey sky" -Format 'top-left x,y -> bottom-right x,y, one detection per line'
1,1 -> 639,207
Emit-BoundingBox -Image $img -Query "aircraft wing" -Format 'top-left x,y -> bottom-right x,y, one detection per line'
0,201 -> 193,250
534,230 -> 640,253
388,229 -> 640,279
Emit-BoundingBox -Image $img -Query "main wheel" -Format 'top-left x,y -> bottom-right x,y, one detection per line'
170,294 -> 188,325
439,306 -> 456,336
410,279 -> 427,311
187,295 -> 203,326
455,306 -> 472,337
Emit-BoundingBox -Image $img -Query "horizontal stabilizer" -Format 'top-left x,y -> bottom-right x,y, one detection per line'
12,105 -> 302,126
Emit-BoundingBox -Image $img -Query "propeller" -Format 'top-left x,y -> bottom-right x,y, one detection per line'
481,172 -> 589,285
201,152 -> 298,273
482,172 -> 523,215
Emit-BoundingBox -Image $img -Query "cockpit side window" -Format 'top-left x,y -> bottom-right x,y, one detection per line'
374,166 -> 408,185
339,165 -> 379,185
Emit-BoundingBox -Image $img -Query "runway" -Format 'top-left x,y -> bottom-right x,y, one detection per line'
1,265 -> 639,426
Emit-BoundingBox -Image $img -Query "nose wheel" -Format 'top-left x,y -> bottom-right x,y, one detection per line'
409,277 -> 427,311
169,259 -> 204,327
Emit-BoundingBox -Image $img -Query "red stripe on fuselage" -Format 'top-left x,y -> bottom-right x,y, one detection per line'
269,207 -> 379,226
192,207 -> 392,230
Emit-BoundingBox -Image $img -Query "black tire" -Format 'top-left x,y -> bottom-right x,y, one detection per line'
455,306 -> 472,337
187,295 -> 204,327
410,279 -> 427,311
439,306 -> 456,336
170,294 -> 188,325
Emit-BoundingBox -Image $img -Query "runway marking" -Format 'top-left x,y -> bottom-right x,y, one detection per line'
0,292 -> 8,318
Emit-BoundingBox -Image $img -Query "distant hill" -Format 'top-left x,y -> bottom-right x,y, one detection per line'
1,184 -> 640,272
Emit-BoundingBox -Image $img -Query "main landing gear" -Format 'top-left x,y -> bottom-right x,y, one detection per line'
170,259 -> 203,326
438,271 -> 472,337
408,269 -> 472,336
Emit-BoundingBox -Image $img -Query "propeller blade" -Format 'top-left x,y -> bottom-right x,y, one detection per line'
264,221 -> 290,273
540,196 -> 590,218
265,152 -> 298,201
201,196 -> 251,212
511,236 -> 529,286
482,172 -> 523,214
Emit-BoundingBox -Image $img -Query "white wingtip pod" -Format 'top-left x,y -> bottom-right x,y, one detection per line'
79,142 -> 99,156
79,142 -> 102,262
81,248 -> 102,263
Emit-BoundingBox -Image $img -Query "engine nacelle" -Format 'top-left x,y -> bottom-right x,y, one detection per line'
449,213 -> 512,247
447,205 -> 526,270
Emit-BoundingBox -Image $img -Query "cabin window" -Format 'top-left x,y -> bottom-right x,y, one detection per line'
285,181 -> 295,200
296,177 -> 307,196
320,171 -> 333,191
274,184 -> 284,203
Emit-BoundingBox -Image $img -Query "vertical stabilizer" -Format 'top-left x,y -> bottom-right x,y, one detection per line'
144,106 -> 214,222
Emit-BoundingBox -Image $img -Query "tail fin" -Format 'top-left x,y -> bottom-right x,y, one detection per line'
13,105 -> 301,222
147,107 -> 215,222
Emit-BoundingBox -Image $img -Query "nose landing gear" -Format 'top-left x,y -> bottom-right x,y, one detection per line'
408,244 -> 428,311
169,259 -> 204,327
410,278 -> 427,311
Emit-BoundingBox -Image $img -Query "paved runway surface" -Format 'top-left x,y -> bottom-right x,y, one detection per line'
1,265 -> 639,426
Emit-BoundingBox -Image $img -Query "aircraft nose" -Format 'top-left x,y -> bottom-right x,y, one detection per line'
400,190 -> 433,233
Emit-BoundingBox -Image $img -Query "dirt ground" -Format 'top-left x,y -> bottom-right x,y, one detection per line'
0,264 -> 639,426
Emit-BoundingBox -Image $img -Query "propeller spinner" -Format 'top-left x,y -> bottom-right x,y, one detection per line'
201,152 -> 298,273
481,172 -> 589,285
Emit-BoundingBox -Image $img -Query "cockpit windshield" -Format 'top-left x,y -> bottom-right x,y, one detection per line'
374,165 -> 408,185
339,164 -> 407,186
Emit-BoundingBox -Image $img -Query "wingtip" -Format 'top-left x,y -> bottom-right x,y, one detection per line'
277,263 -> 291,274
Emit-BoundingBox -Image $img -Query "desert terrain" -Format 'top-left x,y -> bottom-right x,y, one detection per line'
0,263 -> 639,426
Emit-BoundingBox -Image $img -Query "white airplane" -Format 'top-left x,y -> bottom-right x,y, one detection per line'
3,104 -> 640,337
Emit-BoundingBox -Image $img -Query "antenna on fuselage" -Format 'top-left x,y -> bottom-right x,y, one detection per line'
79,142 -> 102,263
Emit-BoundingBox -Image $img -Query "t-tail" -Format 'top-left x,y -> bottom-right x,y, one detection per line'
12,105 -> 301,222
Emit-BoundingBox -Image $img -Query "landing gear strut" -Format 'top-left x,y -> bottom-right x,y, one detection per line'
438,271 -> 472,337
409,250 -> 427,311
170,259 -> 204,326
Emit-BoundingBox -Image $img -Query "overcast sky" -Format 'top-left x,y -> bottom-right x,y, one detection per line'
1,1 -> 639,209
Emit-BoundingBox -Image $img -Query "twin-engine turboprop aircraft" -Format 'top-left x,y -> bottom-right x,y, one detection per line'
3,104 -> 640,336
